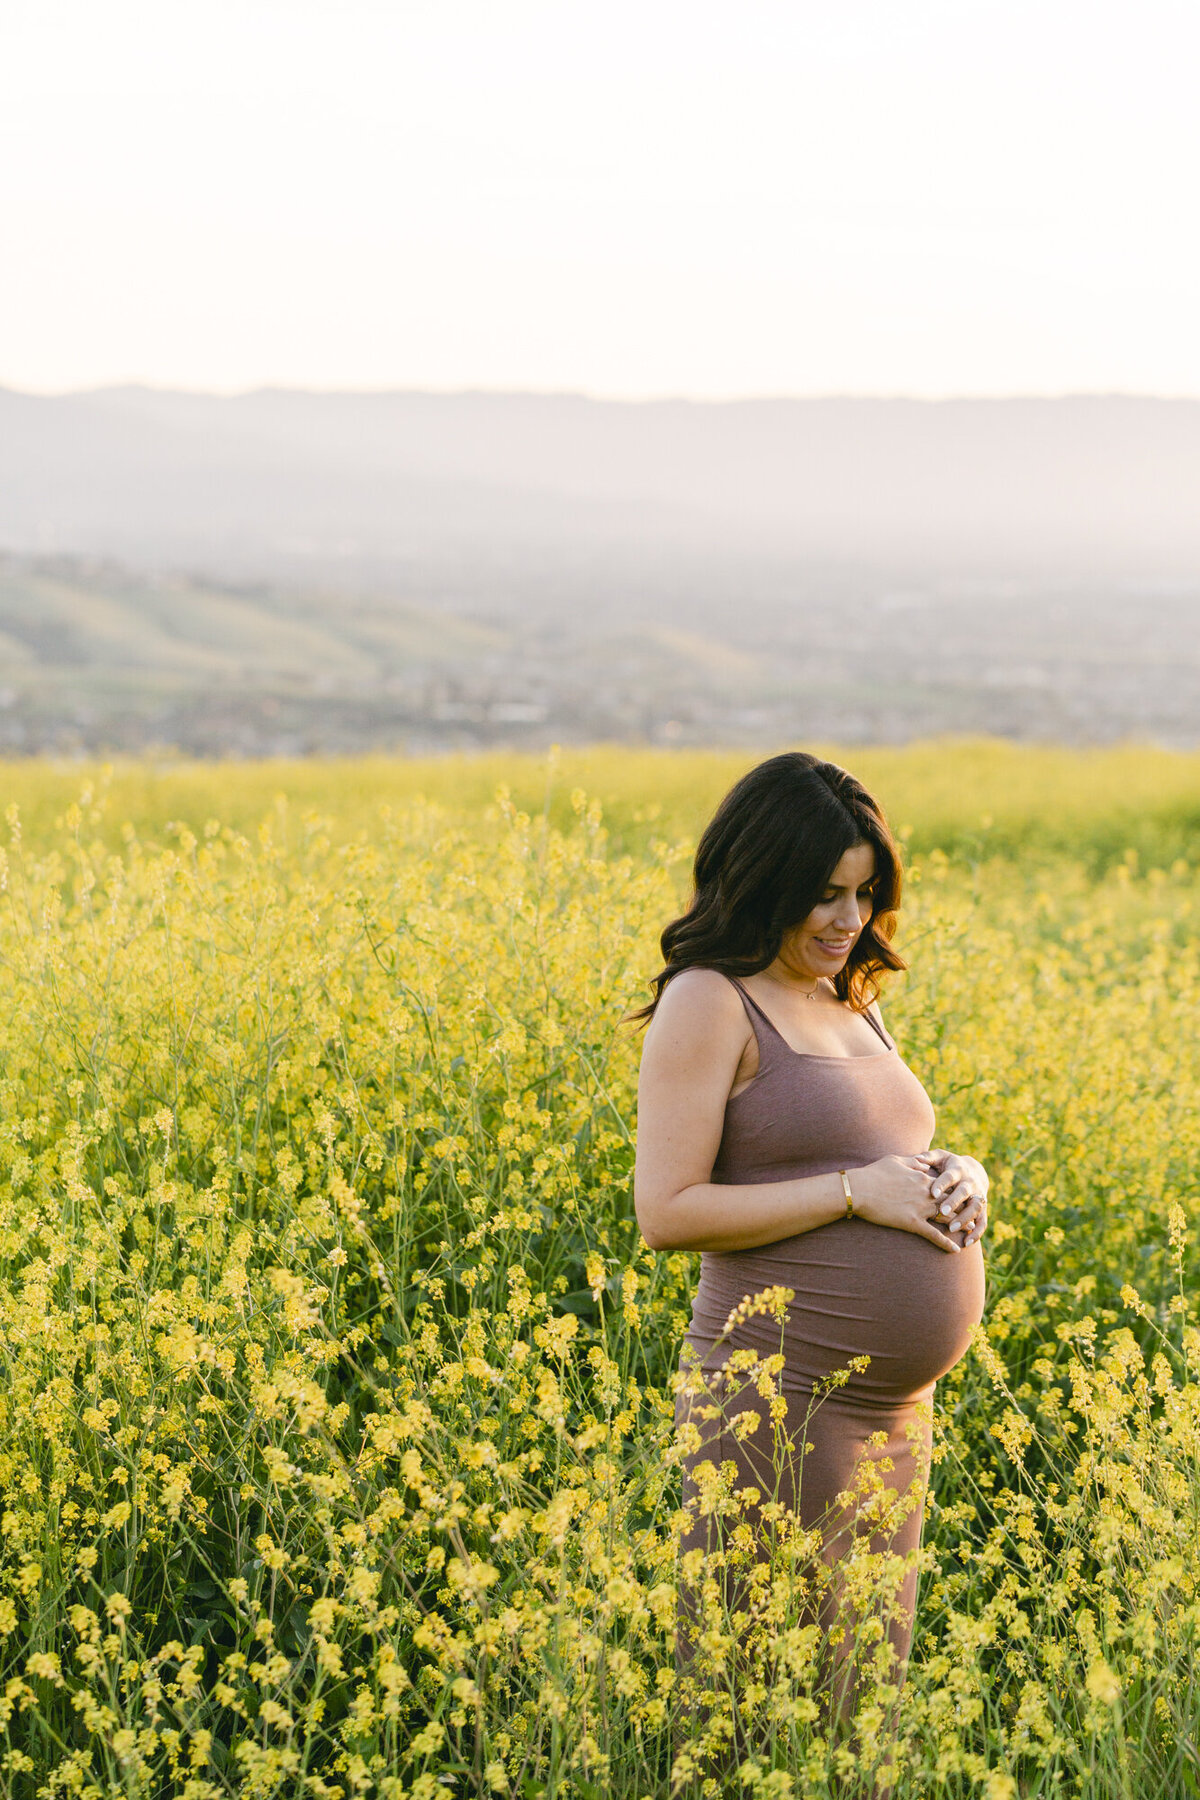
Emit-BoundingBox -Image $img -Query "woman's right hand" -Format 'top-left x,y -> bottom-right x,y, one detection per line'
849,1155 -> 961,1251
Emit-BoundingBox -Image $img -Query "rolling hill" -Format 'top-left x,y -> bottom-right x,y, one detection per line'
1,387 -> 1198,751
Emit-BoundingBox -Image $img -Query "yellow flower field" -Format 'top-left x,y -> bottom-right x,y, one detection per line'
0,743 -> 1197,1799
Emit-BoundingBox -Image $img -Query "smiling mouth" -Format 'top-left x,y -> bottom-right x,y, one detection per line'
815,937 -> 854,952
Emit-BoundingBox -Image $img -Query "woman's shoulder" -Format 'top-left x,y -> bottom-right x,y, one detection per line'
643,968 -> 754,1082
653,966 -> 749,1030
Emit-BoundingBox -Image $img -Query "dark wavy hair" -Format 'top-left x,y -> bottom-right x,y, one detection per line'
627,752 -> 906,1024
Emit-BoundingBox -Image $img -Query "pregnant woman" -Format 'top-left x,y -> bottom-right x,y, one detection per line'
631,752 -> 988,1784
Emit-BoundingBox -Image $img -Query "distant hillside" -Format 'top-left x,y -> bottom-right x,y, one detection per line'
3,388 -> 1200,609
1,548 -> 1196,756
0,555 -> 504,680
2,387 -> 1198,752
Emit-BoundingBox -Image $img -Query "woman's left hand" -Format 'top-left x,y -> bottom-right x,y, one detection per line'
913,1148 -> 989,1248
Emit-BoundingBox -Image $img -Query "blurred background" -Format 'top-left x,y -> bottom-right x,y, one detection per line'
3,0 -> 1199,757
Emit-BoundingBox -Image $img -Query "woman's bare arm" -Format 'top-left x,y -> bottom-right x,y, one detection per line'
633,969 -> 848,1252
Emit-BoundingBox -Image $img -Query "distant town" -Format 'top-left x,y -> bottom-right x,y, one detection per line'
0,551 -> 1196,756
1,387 -> 1198,754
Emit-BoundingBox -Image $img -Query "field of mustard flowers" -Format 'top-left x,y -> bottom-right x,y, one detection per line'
0,741 -> 1198,1800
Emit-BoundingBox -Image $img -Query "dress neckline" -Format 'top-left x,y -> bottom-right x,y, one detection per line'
726,973 -> 895,1065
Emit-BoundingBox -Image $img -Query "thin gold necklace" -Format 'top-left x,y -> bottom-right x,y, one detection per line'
764,970 -> 821,1000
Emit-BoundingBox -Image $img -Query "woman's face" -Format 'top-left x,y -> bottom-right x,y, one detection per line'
777,840 -> 877,984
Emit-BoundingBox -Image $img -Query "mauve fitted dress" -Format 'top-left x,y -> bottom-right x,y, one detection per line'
674,973 -> 986,1729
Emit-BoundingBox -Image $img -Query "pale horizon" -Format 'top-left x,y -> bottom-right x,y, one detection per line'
9,378 -> 1200,405
5,0 -> 1199,399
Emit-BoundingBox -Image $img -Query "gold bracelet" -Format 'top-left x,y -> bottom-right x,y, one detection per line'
840,1169 -> 854,1219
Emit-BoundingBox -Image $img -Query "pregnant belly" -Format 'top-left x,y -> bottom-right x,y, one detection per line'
682,1218 -> 987,1403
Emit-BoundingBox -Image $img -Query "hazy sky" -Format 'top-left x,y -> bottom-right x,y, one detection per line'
4,0 -> 1199,398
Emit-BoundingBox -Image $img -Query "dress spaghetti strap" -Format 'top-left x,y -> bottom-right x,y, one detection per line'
723,974 -> 788,1056
862,1005 -> 893,1049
